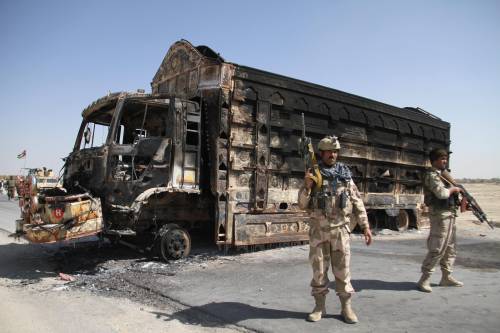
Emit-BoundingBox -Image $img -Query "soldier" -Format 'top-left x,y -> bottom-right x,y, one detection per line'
417,148 -> 464,292
298,135 -> 373,324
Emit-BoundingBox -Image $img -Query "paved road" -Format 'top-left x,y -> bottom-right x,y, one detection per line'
0,193 -> 19,233
134,236 -> 500,333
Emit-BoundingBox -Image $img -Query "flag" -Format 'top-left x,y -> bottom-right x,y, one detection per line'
17,150 -> 26,159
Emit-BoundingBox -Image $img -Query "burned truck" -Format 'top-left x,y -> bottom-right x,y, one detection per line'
19,40 -> 450,259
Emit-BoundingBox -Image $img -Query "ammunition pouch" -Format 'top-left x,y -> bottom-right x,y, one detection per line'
310,187 -> 349,215
311,192 -> 332,210
424,192 -> 458,210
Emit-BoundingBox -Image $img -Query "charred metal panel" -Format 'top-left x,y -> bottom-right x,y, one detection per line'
365,112 -> 385,129
364,194 -> 397,206
254,101 -> 271,210
283,156 -> 304,173
231,125 -> 256,147
401,136 -> 424,151
216,193 -> 228,243
398,195 -> 421,205
401,151 -> 425,165
369,130 -> 399,147
232,103 -> 255,124
215,91 -> 231,244
340,142 -> 370,160
338,124 -> 368,143
233,80 -> 258,102
398,167 -> 423,195
217,139 -> 228,191
372,147 -> 399,162
347,107 -> 368,124
233,213 -> 309,246
228,96 -> 257,225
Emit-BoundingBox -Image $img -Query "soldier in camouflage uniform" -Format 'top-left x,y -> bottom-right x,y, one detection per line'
298,136 -> 373,324
417,148 -> 464,293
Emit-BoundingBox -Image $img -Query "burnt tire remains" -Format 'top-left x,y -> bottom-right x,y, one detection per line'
160,226 -> 191,261
393,210 -> 410,232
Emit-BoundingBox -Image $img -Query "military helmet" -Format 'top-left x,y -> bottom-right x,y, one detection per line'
429,148 -> 448,162
318,135 -> 340,151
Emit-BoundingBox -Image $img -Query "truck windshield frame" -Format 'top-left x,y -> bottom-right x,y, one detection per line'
74,103 -> 115,152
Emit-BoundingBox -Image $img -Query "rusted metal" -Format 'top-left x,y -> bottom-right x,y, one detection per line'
15,168 -> 104,243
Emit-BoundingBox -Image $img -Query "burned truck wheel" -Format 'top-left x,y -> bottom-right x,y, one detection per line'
159,226 -> 191,261
394,210 -> 410,232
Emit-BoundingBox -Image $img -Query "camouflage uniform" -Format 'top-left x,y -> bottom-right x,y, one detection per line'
298,162 -> 369,297
421,167 -> 458,275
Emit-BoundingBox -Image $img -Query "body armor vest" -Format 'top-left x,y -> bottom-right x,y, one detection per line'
309,162 -> 352,215
424,176 -> 458,210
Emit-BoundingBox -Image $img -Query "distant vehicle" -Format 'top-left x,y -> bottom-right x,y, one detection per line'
17,40 -> 450,260
6,177 -> 17,200
0,180 -> 5,195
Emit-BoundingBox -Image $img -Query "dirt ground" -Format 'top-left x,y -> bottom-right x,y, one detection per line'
454,183 -> 500,226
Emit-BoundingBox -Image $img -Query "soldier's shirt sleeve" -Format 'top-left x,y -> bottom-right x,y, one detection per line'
349,180 -> 369,230
425,172 -> 450,199
298,185 -> 311,210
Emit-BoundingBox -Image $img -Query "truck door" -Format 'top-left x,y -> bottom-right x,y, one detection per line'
65,110 -> 113,194
106,98 -> 173,205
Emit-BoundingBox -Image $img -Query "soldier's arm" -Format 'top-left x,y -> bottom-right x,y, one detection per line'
298,169 -> 315,210
349,180 -> 369,229
349,180 -> 372,245
298,186 -> 311,210
426,172 -> 451,199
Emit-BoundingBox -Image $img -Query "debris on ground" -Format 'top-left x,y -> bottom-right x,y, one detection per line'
59,272 -> 76,282
52,285 -> 69,291
375,229 -> 395,236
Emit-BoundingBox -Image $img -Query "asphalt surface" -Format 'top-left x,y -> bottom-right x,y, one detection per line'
1,193 -> 500,333
0,193 -> 20,233
134,239 -> 500,333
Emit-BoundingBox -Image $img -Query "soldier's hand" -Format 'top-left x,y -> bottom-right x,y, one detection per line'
449,186 -> 463,195
363,227 -> 373,246
304,169 -> 315,189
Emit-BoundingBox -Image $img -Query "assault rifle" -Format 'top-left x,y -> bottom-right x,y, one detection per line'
440,170 -> 495,229
299,113 -> 322,191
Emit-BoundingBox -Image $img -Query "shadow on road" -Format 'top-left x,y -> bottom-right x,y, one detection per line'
150,301 -> 340,327
351,279 -> 417,291
0,240 -> 60,282
0,237 -> 145,283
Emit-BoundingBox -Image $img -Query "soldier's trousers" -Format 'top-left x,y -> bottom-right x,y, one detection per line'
421,214 -> 457,274
309,225 -> 354,296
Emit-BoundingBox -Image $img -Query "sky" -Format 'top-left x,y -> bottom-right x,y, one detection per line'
0,0 -> 499,178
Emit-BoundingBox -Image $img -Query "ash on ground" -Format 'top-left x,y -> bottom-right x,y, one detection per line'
50,240 -> 222,306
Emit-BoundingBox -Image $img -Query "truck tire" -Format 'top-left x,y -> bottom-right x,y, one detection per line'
160,226 -> 191,261
395,210 -> 409,232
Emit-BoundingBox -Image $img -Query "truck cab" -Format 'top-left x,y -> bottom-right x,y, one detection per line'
62,92 -> 205,258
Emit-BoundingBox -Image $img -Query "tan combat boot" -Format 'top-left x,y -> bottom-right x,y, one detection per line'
417,273 -> 433,293
306,294 -> 326,322
439,272 -> 464,287
339,294 -> 358,324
